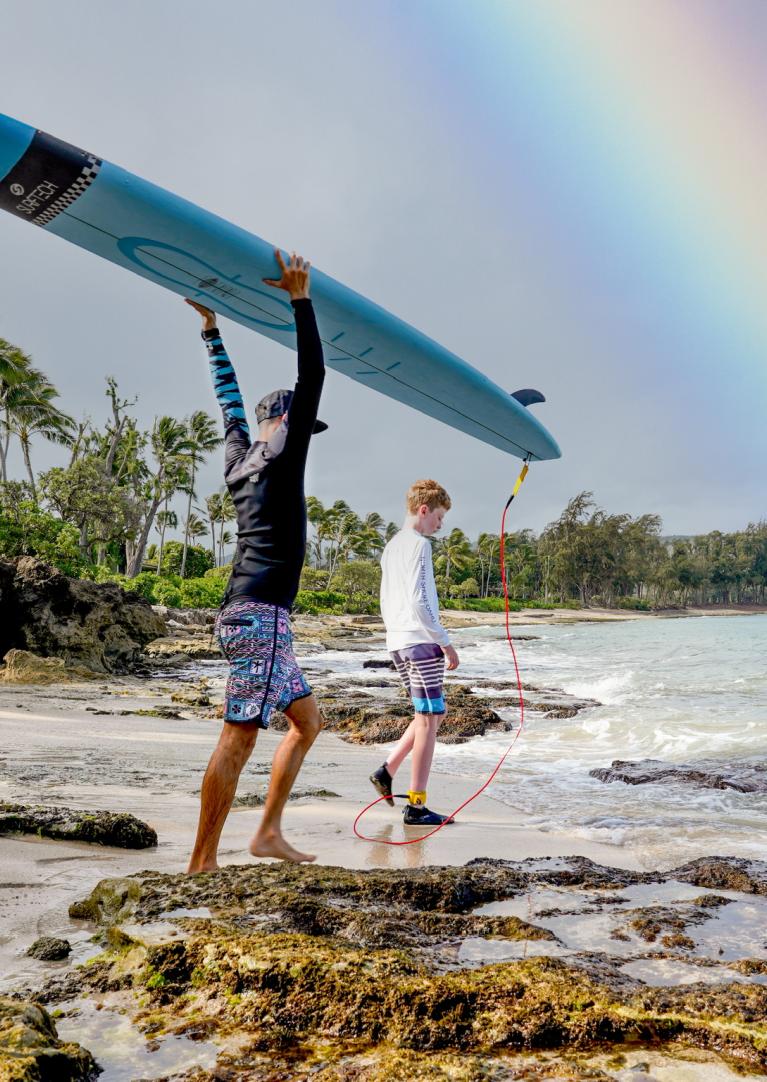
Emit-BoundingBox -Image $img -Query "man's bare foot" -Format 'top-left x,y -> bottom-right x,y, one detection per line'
249,831 -> 316,863
186,860 -> 219,874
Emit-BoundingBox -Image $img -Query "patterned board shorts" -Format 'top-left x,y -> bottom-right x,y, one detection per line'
215,600 -> 312,727
390,642 -> 446,715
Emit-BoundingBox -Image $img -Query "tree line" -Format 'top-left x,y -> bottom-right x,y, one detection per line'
302,493 -> 767,608
1,337 -> 236,579
2,335 -> 766,609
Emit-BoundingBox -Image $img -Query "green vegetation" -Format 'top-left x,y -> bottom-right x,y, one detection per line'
303,492 -> 767,610
1,332 -> 766,612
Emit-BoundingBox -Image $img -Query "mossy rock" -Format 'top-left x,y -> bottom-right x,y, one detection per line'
0,804 -> 157,849
68,876 -> 142,925
61,856 -> 767,1075
0,649 -> 97,686
0,997 -> 97,1081
26,937 -> 71,962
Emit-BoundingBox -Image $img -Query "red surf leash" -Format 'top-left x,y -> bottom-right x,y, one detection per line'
353,458 -> 532,845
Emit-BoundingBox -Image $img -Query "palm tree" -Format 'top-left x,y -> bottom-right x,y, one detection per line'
0,339 -> 33,483
219,528 -> 235,565
476,532 -> 500,597
321,501 -> 362,587
434,528 -> 472,588
6,370 -> 75,501
185,511 -> 208,543
217,490 -> 236,567
306,495 -> 327,567
205,491 -> 223,565
155,509 -> 178,575
356,511 -> 386,559
180,411 -> 222,577
126,416 -> 188,578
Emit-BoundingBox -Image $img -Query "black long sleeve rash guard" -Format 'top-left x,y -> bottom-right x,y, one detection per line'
203,298 -> 325,609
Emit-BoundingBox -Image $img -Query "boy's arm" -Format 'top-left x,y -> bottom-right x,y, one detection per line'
413,541 -> 451,647
412,540 -> 460,669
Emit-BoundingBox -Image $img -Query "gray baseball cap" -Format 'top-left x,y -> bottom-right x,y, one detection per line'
256,389 -> 328,434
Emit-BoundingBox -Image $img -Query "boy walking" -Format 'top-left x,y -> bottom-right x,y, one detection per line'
370,480 -> 459,826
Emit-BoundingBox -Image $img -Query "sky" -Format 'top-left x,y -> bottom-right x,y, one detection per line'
1,0 -> 765,544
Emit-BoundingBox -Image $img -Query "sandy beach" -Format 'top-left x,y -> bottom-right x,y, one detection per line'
0,673 -> 640,995
440,603 -> 767,627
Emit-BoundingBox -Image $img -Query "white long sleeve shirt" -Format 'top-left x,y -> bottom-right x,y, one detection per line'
379,528 -> 450,651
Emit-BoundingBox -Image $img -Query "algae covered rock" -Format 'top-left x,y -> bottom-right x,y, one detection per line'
0,555 -> 165,673
57,856 -> 767,1077
293,682 -> 510,746
232,786 -> 340,807
82,929 -> 767,1072
26,937 -> 71,961
0,996 -> 97,1081
68,876 -> 143,925
278,679 -> 595,747
674,856 -> 767,895
145,636 -> 221,662
0,649 -> 97,685
170,680 -> 212,707
0,804 -> 157,849
591,757 -> 767,793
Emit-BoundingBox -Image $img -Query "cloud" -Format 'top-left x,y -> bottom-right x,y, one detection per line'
1,0 -> 763,541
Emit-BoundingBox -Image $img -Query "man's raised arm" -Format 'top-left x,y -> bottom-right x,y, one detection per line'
263,250 -> 324,449
186,299 -> 251,472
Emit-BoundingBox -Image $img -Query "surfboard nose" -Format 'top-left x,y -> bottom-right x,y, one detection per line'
0,113 -> 35,183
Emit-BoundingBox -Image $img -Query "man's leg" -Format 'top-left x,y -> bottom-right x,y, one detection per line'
188,721 -> 260,874
250,692 -> 322,863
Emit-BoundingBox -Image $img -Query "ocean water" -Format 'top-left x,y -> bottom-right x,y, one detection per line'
306,614 -> 767,870
440,614 -> 767,868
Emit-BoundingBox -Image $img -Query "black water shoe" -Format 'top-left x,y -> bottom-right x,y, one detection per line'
370,764 -> 394,807
403,804 -> 454,826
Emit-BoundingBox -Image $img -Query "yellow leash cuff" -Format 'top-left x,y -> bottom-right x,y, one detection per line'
512,462 -> 529,498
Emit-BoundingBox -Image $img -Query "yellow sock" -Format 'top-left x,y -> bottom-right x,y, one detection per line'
408,790 -> 427,807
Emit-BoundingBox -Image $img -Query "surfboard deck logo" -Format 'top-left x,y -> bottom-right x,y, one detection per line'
0,129 -> 101,227
0,113 -> 561,462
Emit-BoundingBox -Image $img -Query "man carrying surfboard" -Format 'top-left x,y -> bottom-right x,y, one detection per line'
185,250 -> 327,871
370,479 -> 459,826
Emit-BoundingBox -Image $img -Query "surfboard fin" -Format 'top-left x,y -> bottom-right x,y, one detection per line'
511,388 -> 546,407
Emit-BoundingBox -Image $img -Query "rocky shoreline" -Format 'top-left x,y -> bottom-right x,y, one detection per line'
0,557 -> 165,677
592,759 -> 767,794
2,562 -> 767,1079
5,855 -> 767,1080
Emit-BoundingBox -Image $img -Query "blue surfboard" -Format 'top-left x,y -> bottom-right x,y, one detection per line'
0,114 -> 560,462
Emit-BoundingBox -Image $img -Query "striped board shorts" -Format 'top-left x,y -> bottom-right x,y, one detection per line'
390,642 -> 446,715
215,600 -> 312,727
